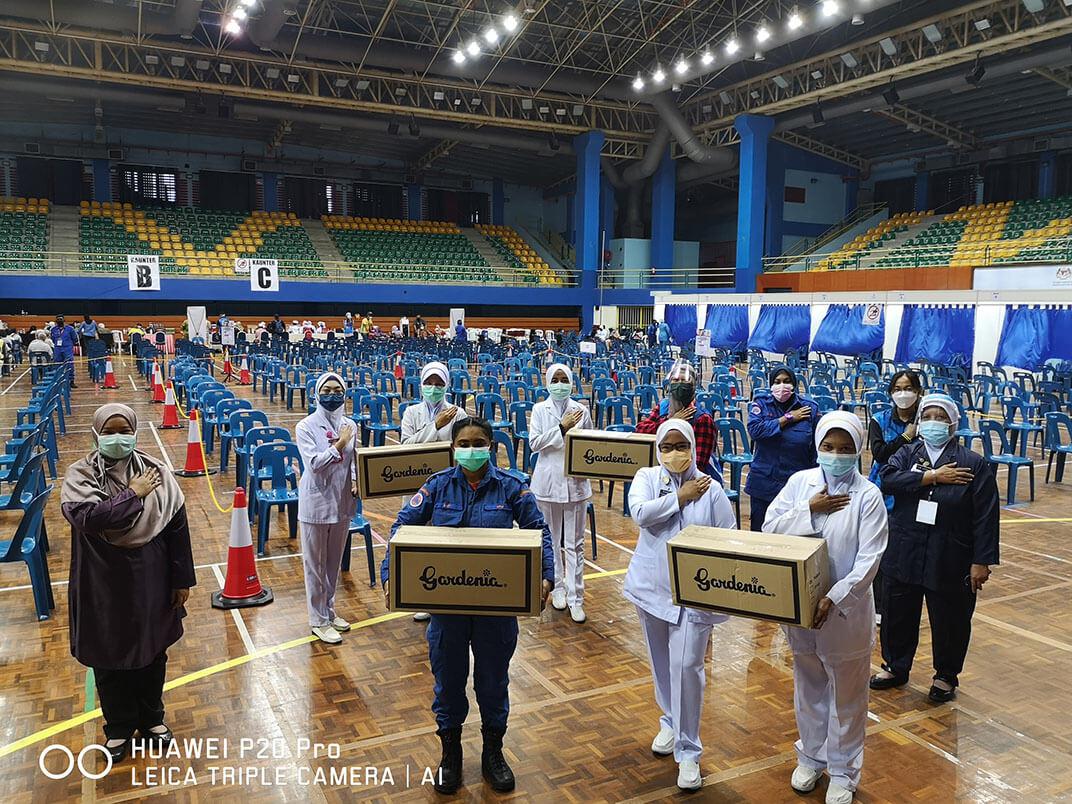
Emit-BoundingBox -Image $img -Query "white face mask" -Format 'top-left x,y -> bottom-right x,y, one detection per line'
891,390 -> 918,410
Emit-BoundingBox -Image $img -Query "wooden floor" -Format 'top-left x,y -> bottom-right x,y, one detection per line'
1,357 -> 1071,803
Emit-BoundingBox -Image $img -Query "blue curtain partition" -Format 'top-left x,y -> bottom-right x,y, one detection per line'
811,304 -> 885,357
663,304 -> 697,347
748,304 -> 811,353
894,305 -> 975,366
996,305 -> 1072,369
703,304 -> 749,351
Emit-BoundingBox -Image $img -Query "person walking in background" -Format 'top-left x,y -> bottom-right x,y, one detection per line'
455,319 -> 467,341
646,319 -> 657,348
657,319 -> 671,347
50,314 -> 78,387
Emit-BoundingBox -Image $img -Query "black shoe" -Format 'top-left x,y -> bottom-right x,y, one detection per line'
928,679 -> 957,703
480,725 -> 515,793
105,738 -> 131,762
434,727 -> 463,794
869,671 -> 908,690
140,725 -> 174,745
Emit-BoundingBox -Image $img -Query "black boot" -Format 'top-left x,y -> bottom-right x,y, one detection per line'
480,725 -> 515,792
434,727 -> 463,794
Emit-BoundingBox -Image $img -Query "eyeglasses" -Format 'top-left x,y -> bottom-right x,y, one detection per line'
658,443 -> 692,454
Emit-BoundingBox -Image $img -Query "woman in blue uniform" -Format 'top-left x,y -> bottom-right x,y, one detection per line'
746,367 -> 819,530
382,417 -> 553,795
871,394 -> 999,702
867,370 -> 923,508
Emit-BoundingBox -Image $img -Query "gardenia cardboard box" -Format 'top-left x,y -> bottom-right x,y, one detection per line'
355,442 -> 453,499
667,525 -> 831,628
388,526 -> 544,617
565,428 -> 657,482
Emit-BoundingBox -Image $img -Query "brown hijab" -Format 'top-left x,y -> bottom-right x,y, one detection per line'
61,403 -> 184,548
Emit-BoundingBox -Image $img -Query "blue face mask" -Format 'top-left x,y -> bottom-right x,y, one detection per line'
817,452 -> 857,478
919,420 -> 952,447
319,393 -> 345,412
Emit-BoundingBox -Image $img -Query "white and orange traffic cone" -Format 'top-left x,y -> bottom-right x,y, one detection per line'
238,355 -> 252,385
151,360 -> 166,403
222,353 -> 233,382
102,359 -> 118,389
175,408 -> 217,477
161,381 -> 181,429
211,487 -> 273,609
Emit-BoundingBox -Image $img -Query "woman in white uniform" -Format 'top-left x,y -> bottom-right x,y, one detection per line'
296,372 -> 358,644
400,360 -> 462,622
625,419 -> 736,791
762,411 -> 888,804
529,363 -> 592,623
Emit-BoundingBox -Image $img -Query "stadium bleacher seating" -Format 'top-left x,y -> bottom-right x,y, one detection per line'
811,196 -> 1072,271
79,202 -> 326,278
474,223 -> 564,286
0,197 -> 50,271
322,215 -> 500,283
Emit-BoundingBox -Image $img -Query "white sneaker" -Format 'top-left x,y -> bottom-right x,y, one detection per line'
413,612 -> 430,622
311,625 -> 342,644
551,589 -> 567,611
826,783 -> 854,804
651,727 -> 675,756
332,616 -> 351,632
569,605 -> 587,623
676,759 -> 702,790
791,764 -> 824,793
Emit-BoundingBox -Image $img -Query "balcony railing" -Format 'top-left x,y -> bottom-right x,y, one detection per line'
762,239 -> 1072,273
597,265 -> 734,289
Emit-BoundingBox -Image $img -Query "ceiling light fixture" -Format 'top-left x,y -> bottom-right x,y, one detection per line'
754,51 -> 765,61
652,66 -> 666,83
239,0 -> 257,6
922,24 -> 942,43
224,19 -> 242,35
632,73 -> 644,90
879,37 -> 897,55
503,13 -> 519,32
701,49 -> 714,66
1022,0 -> 1044,12
232,7 -> 248,21
821,0 -> 839,18
851,13 -> 864,25
466,40 -> 480,56
675,58 -> 689,74
452,50 -> 465,64
756,25 -> 770,43
483,27 -> 499,44
787,11 -> 803,30
725,38 -> 739,55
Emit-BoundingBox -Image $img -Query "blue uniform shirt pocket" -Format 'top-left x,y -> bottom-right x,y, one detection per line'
479,503 -> 513,528
432,501 -> 464,527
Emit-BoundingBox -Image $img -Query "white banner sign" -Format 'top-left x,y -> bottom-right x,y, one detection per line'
186,306 -> 208,341
862,303 -> 883,326
220,322 -> 235,346
233,257 -> 251,275
127,254 -> 160,291
449,307 -> 465,327
579,340 -> 597,354
249,258 -> 279,292
974,264 -> 1072,291
695,329 -> 716,357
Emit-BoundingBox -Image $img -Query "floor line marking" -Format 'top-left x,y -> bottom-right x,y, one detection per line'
128,375 -> 139,391
592,530 -> 635,554
211,564 -> 256,655
0,368 -> 30,396
147,421 -> 174,472
973,612 -> 1072,654
1002,542 -> 1072,565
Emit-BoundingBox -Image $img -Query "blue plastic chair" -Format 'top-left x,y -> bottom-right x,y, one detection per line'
1002,398 -> 1043,456
9,403 -> 59,479
715,417 -> 754,506
0,429 -> 42,485
448,370 -> 474,409
509,400 -> 534,469
634,384 -> 659,415
251,441 -> 303,555
200,390 -> 236,453
527,451 -> 599,559
476,392 -> 511,432
980,420 -> 1034,505
340,498 -> 378,588
1044,412 -> 1072,484
0,488 -> 54,620
362,396 -> 401,446
492,430 -> 527,483
504,380 -> 529,404
226,409 -> 270,483
373,371 -> 402,415
599,396 -> 635,429
285,366 -> 308,410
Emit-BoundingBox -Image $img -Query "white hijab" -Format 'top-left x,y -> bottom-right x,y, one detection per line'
421,361 -> 449,415
655,419 -> 701,491
918,393 -> 959,465
313,371 -> 347,431
544,362 -> 573,414
814,410 -> 866,491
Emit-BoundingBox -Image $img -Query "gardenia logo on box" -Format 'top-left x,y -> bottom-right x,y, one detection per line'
419,567 -> 507,591
693,568 -> 775,598
381,463 -> 435,483
583,448 -> 637,466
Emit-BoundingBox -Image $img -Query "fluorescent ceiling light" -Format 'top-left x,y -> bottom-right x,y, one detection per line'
632,74 -> 644,90
483,28 -> 499,44
452,50 -> 465,63
756,26 -> 770,43
725,39 -> 739,55
701,50 -> 714,66
788,12 -> 803,30
503,14 -> 519,32
466,40 -> 480,56
821,1 -> 839,17
224,19 -> 241,35
653,67 -> 666,82
675,58 -> 689,74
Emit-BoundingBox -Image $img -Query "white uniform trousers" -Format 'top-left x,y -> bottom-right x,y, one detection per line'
537,499 -> 586,605
636,606 -> 712,763
301,520 -> 350,627
792,651 -> 872,791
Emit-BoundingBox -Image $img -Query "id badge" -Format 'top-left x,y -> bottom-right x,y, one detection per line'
916,499 -> 938,525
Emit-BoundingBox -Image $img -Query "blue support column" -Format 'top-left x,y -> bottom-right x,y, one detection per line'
261,172 -> 279,212
573,131 -> 604,332
492,178 -> 505,225
566,193 -> 575,244
914,171 -> 930,212
1039,152 -> 1057,199
600,175 -> 616,243
407,183 -> 422,220
734,114 -> 775,293
764,141 -> 785,259
92,159 -> 111,203
651,147 -> 676,285
845,175 -> 860,218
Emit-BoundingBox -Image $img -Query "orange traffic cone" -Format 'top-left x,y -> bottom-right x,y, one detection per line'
151,360 -> 166,403
222,354 -> 233,382
238,355 -> 252,385
161,382 -> 181,429
211,487 -> 273,609
102,359 -> 118,389
175,408 -> 217,477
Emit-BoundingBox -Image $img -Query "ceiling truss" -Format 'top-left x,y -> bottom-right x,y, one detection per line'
871,103 -> 980,150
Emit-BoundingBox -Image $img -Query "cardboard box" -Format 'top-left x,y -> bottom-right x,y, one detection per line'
355,442 -> 453,499
667,525 -> 831,628
565,428 -> 657,482
388,526 -> 543,617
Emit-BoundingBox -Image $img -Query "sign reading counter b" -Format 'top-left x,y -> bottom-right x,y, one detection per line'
388,526 -> 543,616
668,525 -> 831,628
565,428 -> 657,482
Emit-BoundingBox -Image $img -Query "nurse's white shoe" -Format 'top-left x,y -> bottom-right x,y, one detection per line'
311,625 -> 342,644
412,612 -> 430,622
791,764 -> 824,793
569,605 -> 586,623
651,727 -> 675,756
551,590 -> 567,611
826,783 -> 854,804
332,616 -> 351,632
676,760 -> 702,790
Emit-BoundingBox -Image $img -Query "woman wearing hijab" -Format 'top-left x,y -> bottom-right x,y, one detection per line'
400,361 -> 463,623
626,420 -> 737,791
872,394 -> 999,702
61,404 -> 195,762
529,363 -> 593,623
635,360 -> 719,474
746,367 -> 819,531
867,370 -> 924,508
296,372 -> 359,644
762,412 -> 888,804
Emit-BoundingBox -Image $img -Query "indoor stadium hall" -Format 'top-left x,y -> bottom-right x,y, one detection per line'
2,1 -> 1072,802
